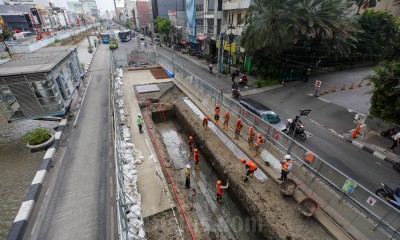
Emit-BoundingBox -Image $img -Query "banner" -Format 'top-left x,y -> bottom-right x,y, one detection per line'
185,0 -> 196,42
216,40 -> 236,52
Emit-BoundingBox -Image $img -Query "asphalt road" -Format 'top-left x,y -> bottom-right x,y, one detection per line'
155,44 -> 399,192
24,44 -> 116,239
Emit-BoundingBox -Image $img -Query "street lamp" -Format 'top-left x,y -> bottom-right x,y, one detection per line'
228,32 -> 235,74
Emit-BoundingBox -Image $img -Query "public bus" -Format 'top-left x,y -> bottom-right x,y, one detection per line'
118,30 -> 132,42
99,32 -> 110,44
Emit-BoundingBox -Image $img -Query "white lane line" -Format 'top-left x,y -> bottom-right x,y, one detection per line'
73,74 -> 92,127
110,205 -> 114,239
318,98 -> 331,103
352,141 -> 364,149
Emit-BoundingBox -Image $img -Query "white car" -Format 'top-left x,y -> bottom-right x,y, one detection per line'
139,35 -> 145,41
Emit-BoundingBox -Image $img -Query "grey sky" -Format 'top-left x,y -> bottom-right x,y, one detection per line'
53,0 -> 115,12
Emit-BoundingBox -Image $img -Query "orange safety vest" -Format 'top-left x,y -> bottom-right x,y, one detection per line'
248,129 -> 255,140
194,153 -> 200,163
217,184 -> 223,195
282,160 -> 292,172
203,117 -> 208,124
255,137 -> 263,146
224,114 -> 230,123
245,160 -> 257,171
235,122 -> 243,131
215,107 -> 220,116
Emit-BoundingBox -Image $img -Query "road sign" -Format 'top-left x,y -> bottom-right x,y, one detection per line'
300,109 -> 311,116
315,80 -> 321,88
366,196 -> 377,206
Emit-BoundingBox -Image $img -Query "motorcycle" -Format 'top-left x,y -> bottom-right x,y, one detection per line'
381,127 -> 398,140
284,117 -> 307,140
231,87 -> 242,100
376,183 -> 400,209
238,76 -> 248,86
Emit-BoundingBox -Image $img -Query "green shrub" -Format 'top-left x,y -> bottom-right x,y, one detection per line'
21,127 -> 52,145
253,78 -> 279,88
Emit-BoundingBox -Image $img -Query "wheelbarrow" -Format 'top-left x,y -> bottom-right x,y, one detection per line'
280,179 -> 298,196
298,197 -> 319,217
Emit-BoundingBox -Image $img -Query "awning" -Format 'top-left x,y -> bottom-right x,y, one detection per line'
181,40 -> 188,44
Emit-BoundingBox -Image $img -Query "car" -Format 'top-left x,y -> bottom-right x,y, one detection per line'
239,98 -> 286,131
139,34 -> 145,40
153,36 -> 160,42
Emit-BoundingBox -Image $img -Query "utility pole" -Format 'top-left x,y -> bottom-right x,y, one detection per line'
214,33 -> 223,104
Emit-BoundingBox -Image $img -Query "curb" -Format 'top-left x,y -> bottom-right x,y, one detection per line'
6,119 -> 67,240
343,137 -> 397,164
84,48 -> 98,76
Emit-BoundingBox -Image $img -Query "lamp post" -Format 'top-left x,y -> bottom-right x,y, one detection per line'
228,32 -> 234,74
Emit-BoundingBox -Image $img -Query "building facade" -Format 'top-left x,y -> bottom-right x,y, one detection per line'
136,0 -> 152,33
0,46 -> 82,121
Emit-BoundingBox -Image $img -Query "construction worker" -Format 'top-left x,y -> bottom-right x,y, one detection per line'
194,148 -> 200,170
136,113 -> 143,133
247,126 -> 255,149
188,136 -> 194,156
184,164 -> 191,189
278,155 -> 293,181
214,104 -> 220,124
253,133 -> 264,157
240,158 -> 258,181
216,180 -> 229,203
234,118 -> 243,140
223,111 -> 230,131
202,116 -> 209,131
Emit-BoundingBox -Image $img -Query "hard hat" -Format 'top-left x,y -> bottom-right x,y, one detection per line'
284,155 -> 291,160
194,148 -> 198,152
237,118 -> 242,122
189,136 -> 193,140
216,104 -> 220,108
226,111 -> 230,115
138,113 -> 142,117
216,180 -> 221,185
240,158 -> 245,163
249,126 -> 254,130
258,133 -> 262,138
186,164 -> 190,169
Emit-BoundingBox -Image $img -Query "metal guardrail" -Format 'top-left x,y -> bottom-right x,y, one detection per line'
158,53 -> 400,239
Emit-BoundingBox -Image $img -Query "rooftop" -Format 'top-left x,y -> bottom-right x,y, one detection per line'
0,46 -> 77,77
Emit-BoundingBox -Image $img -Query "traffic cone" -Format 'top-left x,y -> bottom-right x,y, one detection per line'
358,79 -> 364,87
352,123 -> 360,139
319,88 -> 325,95
349,82 -> 354,90
331,85 -> 337,92
324,87 -> 330,94
341,83 -> 346,91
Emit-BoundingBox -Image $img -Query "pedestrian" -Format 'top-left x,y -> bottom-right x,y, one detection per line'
248,126 -> 255,150
203,116 -> 209,131
253,133 -> 264,157
389,131 -> 400,152
304,68 -> 310,82
234,118 -> 243,140
136,113 -> 143,133
208,63 -> 213,73
214,104 -> 220,124
216,180 -> 229,203
184,164 -> 191,189
223,111 -> 230,131
144,41 -> 147,48
240,158 -> 258,181
194,148 -> 200,170
188,136 -> 194,156
278,155 -> 293,181
231,71 -> 236,82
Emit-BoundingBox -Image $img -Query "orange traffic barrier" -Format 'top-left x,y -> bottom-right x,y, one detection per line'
352,123 -> 360,139
349,82 -> 354,90
331,85 -> 337,92
341,83 -> 346,91
358,79 -> 364,87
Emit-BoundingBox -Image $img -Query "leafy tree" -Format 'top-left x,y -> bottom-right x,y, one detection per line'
1,27 -> 13,41
368,61 -> 400,124
124,20 -> 132,29
154,17 -> 172,35
353,10 -> 400,61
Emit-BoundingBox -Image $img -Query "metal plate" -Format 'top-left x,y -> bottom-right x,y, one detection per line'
135,84 -> 160,94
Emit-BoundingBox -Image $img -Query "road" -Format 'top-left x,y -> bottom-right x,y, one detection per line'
24,44 -> 116,239
155,44 -> 398,192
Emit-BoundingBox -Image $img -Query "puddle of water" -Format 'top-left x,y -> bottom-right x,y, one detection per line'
0,114 -> 58,238
157,121 -> 257,239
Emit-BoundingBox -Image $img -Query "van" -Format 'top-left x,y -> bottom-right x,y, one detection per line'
14,31 -> 35,40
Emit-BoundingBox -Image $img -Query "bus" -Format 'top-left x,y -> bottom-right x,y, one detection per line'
99,32 -> 110,44
118,30 -> 132,42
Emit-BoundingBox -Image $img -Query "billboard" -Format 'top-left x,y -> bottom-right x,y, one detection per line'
185,0 -> 196,42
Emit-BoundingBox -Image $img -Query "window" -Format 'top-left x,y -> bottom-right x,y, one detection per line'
237,13 -> 241,25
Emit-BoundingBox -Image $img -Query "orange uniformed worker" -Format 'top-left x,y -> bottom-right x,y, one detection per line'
214,104 -> 220,124
253,133 -> 264,157
240,158 -> 258,181
278,155 -> 293,181
203,116 -> 209,131
223,111 -> 230,131
234,118 -> 243,140
216,179 -> 229,203
188,136 -> 194,156
194,148 -> 200,170
248,126 -> 256,149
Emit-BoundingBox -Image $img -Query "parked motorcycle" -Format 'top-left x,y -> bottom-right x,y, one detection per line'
284,117 -> 307,140
381,127 -> 398,140
231,87 -> 242,100
376,183 -> 400,209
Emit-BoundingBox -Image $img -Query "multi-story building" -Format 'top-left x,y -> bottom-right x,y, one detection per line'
2,0 -> 50,7
136,0 -> 152,33
124,0 -> 136,28
152,0 -> 184,19
0,4 -> 43,32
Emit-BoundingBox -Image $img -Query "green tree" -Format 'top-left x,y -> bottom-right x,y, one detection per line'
1,27 -> 13,41
154,17 -> 172,35
368,61 -> 400,124
354,10 -> 400,61
124,20 -> 132,29
350,0 -> 381,14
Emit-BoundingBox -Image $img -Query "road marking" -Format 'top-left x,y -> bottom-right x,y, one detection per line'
110,205 -> 114,239
373,151 -> 386,160
14,200 -> 35,222
376,162 -> 382,166
73,74 -> 92,127
318,98 -> 331,103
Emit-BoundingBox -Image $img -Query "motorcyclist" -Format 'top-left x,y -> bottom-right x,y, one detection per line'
289,116 -> 300,132
232,81 -> 238,91
240,73 -> 248,85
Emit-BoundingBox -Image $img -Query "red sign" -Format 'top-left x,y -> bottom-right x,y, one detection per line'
315,80 -> 321,88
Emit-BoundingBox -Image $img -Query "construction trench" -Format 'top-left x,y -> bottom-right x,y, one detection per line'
124,77 -> 334,240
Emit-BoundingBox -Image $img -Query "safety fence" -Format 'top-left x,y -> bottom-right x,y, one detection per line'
157,53 -> 400,239
111,53 -> 146,240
